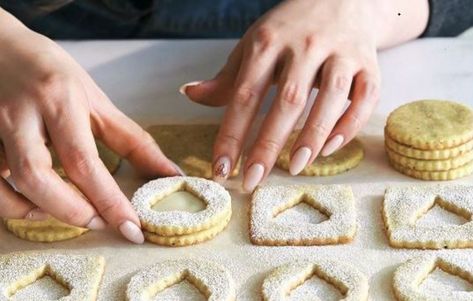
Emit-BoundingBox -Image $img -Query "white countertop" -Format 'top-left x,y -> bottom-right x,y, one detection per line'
1,38 -> 473,300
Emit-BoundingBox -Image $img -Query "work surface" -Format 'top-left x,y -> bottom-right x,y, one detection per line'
1,39 -> 473,300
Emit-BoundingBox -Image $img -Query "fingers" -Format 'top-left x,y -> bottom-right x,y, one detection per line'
322,68 -> 380,154
242,50 -> 324,191
43,91 -> 145,243
0,177 -> 36,219
1,124 -> 101,229
94,101 -> 181,178
289,56 -> 356,175
182,41 -> 244,107
212,29 -> 280,182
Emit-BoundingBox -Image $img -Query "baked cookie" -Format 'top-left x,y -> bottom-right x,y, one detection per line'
126,259 -> 235,301
131,176 -> 232,246
250,184 -> 357,246
386,147 -> 473,171
4,216 -> 88,242
262,260 -> 368,301
385,100 -> 473,150
277,130 -> 364,176
147,124 -> 240,178
385,132 -> 473,160
389,160 -> 473,181
383,184 -> 473,249
51,140 -> 121,177
0,252 -> 105,301
393,254 -> 473,301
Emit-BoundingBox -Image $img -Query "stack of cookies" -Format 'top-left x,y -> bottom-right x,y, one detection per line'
385,100 -> 473,180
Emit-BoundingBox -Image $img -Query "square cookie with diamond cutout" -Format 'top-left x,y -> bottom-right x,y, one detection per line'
383,184 -> 473,249
250,184 -> 357,246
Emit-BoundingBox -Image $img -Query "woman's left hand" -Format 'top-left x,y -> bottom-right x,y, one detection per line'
181,0 -> 429,191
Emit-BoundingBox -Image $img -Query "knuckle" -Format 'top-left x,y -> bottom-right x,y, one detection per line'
63,206 -> 86,225
233,86 -> 258,107
326,73 -> 351,93
256,137 -> 281,155
65,149 -> 97,178
96,195 -> 122,216
32,71 -> 68,105
306,122 -> 331,137
13,164 -> 45,194
217,133 -> 242,149
279,82 -> 306,110
303,34 -> 318,52
360,77 -> 381,104
347,113 -> 363,131
124,130 -> 155,159
253,26 -> 276,50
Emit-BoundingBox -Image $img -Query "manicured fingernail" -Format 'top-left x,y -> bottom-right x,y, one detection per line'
321,135 -> 344,157
179,81 -> 203,96
171,162 -> 186,176
243,163 -> 265,192
213,156 -> 231,181
86,216 -> 107,230
119,221 -> 144,244
289,147 -> 312,176
25,208 -> 49,221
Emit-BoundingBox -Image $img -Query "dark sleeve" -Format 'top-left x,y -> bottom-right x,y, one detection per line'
422,0 -> 473,37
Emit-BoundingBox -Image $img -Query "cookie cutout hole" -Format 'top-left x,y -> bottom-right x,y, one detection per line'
8,266 -> 70,300
415,197 -> 470,227
287,267 -> 345,301
151,183 -> 206,213
419,261 -> 473,294
273,194 -> 330,225
147,271 -> 209,301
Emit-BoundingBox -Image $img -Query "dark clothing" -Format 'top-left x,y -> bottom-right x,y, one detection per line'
0,0 -> 472,39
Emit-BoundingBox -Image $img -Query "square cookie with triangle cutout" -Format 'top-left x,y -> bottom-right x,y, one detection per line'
249,184 -> 357,246
383,184 -> 473,249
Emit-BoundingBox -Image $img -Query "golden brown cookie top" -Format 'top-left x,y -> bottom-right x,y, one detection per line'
386,100 -> 473,150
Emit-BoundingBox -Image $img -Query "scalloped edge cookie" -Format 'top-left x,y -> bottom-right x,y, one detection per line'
250,184 -> 357,246
143,210 -> 231,247
383,184 -> 473,249
389,159 -> 473,181
277,131 -> 364,176
386,147 -> 473,171
4,217 -> 89,242
0,252 -> 105,301
386,100 -> 473,150
262,260 -> 368,301
393,254 -> 473,301
126,259 -> 235,301
385,132 -> 473,160
131,176 -> 232,236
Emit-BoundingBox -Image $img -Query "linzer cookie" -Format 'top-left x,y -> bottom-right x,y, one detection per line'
383,184 -> 473,249
126,259 -> 236,301
393,254 -> 473,301
0,252 -> 105,301
262,260 -> 368,301
277,130 -> 364,176
385,100 -> 473,180
386,100 -> 473,150
131,176 -> 231,246
250,184 -> 357,246
147,124 -> 240,178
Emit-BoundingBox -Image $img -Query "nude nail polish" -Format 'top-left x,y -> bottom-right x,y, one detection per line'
171,162 -> 186,176
179,81 -> 203,96
243,163 -> 265,192
289,147 -> 312,175
25,208 -> 49,221
321,135 -> 344,157
86,216 -> 107,230
213,156 -> 231,181
119,221 -> 145,244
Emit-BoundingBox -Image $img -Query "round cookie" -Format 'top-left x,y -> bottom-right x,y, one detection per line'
385,133 -> 473,160
4,216 -> 89,242
385,100 -> 473,150
277,131 -> 364,176
131,176 -> 232,236
389,159 -> 473,181
126,259 -> 236,301
52,140 -> 121,177
385,147 -> 473,171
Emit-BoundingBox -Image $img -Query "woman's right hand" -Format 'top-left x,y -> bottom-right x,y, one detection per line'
0,8 -> 180,243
